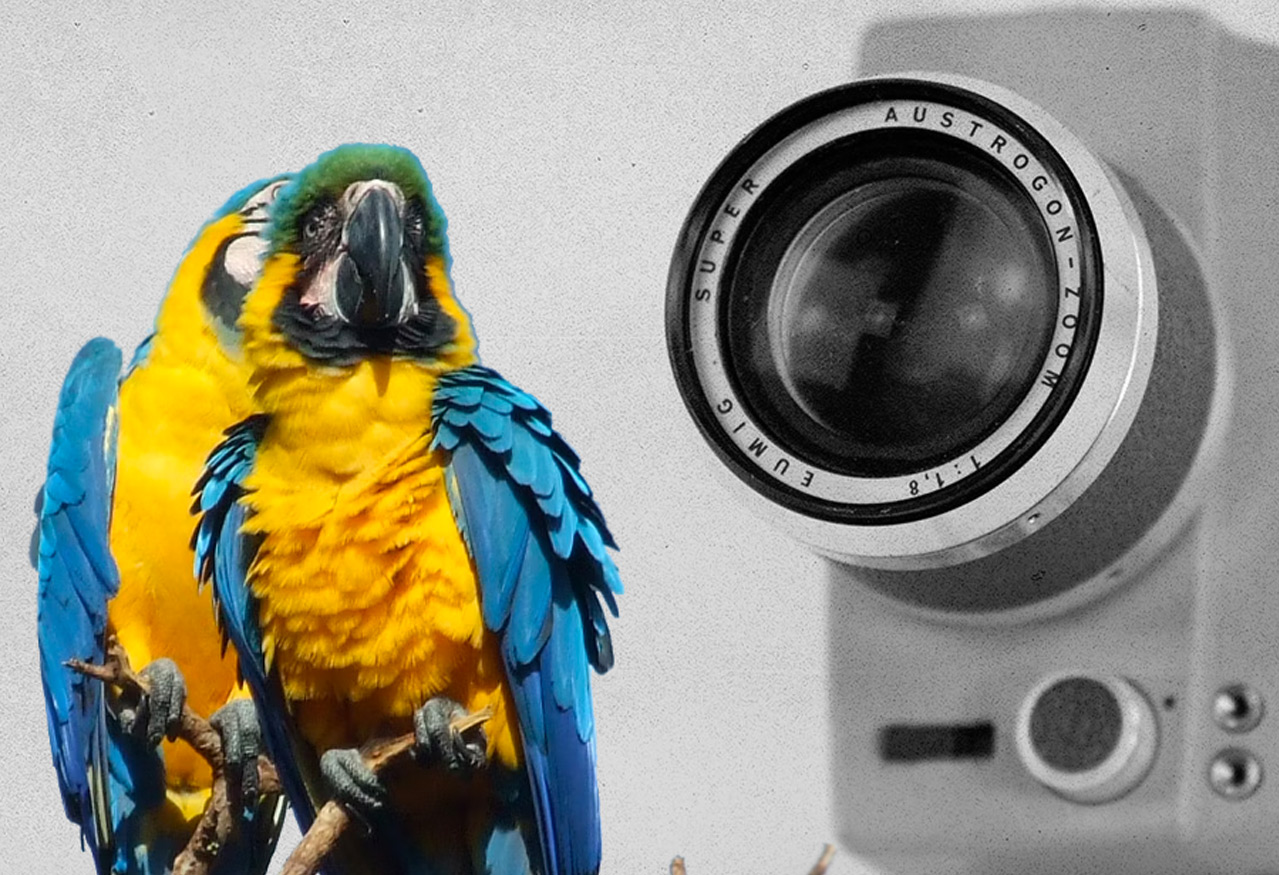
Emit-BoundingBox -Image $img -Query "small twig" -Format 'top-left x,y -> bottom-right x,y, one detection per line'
174,752 -> 282,875
808,843 -> 837,875
279,706 -> 493,875
66,642 -> 281,875
670,843 -> 836,875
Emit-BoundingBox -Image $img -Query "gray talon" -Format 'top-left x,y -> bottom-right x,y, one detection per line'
321,747 -> 388,818
413,696 -> 486,773
137,658 -> 186,746
210,699 -> 263,806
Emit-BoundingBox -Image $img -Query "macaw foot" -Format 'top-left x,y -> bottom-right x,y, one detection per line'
210,699 -> 263,806
118,657 -> 186,747
321,746 -> 389,823
413,696 -> 487,774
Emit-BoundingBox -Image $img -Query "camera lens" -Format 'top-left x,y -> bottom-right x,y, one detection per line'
667,75 -> 1157,566
726,133 -> 1058,476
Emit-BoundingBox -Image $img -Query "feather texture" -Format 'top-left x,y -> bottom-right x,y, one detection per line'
36,338 -> 122,866
433,365 -> 620,875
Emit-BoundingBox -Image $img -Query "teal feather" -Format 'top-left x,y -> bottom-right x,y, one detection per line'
433,364 -> 620,875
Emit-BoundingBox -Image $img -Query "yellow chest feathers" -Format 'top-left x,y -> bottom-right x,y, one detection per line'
242,423 -> 516,761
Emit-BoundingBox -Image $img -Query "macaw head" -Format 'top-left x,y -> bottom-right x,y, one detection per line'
194,176 -> 293,347
146,174 -> 292,366
240,144 -> 476,373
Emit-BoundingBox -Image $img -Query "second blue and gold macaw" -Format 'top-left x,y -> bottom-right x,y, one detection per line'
36,179 -> 292,873
194,145 -> 622,875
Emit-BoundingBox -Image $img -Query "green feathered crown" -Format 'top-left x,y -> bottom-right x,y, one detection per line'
269,143 -> 449,260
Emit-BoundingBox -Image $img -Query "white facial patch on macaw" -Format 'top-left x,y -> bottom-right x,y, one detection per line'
395,268 -> 420,321
299,256 -> 343,315
300,179 -> 418,321
391,254 -> 420,322
224,235 -> 270,287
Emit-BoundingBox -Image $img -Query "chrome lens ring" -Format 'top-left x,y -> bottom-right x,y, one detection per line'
667,75 -> 1157,567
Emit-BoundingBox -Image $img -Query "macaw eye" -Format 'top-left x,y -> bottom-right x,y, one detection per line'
303,215 -> 322,241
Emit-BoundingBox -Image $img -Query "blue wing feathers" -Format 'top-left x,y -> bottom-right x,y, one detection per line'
549,583 -> 590,740
544,433 -> 581,471
536,482 -> 567,524
434,421 -> 463,452
508,529 -> 555,667
445,455 -> 530,632
529,453 -> 558,500
482,820 -> 534,875
435,381 -> 484,409
36,337 -> 123,862
471,405 -> 508,442
574,518 -> 608,567
480,391 -> 514,416
546,502 -> 577,560
191,415 -> 268,579
516,667 -> 603,875
507,428 -> 541,491
191,416 -> 317,838
524,416 -> 552,438
433,365 -> 619,875
486,414 -> 515,455
443,407 -> 473,430
573,567 -> 615,674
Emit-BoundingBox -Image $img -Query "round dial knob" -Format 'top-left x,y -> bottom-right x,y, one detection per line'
1015,673 -> 1158,803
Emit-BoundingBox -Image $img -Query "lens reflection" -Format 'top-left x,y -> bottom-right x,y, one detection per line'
771,168 -> 1055,468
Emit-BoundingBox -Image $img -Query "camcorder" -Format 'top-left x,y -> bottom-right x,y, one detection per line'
666,10 -> 1279,874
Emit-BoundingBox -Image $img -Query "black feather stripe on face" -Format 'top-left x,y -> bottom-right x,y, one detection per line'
274,191 -> 457,363
272,286 -> 457,365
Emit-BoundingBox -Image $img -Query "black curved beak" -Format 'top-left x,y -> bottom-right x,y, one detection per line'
337,187 -> 406,327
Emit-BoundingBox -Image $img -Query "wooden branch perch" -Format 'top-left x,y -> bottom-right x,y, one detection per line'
671,843 -> 836,875
278,705 -> 493,875
66,641 -> 281,875
71,649 -> 823,874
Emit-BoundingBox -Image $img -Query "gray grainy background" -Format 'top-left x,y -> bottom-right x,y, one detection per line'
2,1 -> 1277,873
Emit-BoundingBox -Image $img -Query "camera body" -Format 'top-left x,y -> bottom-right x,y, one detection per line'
667,10 -> 1279,874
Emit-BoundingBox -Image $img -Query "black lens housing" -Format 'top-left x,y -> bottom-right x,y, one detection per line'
667,79 -> 1103,526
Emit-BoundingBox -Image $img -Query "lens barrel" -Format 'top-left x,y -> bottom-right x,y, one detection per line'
667,75 -> 1157,568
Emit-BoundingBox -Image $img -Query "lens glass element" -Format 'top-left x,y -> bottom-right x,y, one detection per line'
728,134 -> 1058,476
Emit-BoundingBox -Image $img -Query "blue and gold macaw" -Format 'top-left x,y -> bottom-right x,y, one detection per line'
36,178 -> 292,874
192,144 -> 622,875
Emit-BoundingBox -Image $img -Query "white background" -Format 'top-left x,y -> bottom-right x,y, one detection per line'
3,2 -> 1279,873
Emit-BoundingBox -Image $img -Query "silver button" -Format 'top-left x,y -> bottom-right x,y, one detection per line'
1208,748 -> 1263,800
1212,684 -> 1264,733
